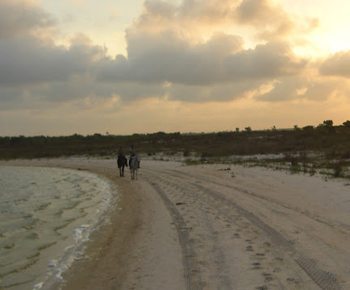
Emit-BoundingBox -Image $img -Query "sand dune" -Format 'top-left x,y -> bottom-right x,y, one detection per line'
2,158 -> 350,290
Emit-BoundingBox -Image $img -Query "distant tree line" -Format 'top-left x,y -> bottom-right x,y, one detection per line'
1,120 -> 350,160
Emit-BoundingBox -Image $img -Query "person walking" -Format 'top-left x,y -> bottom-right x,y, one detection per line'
129,152 -> 140,180
117,149 -> 128,177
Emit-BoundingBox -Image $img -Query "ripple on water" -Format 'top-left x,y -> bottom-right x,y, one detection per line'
33,202 -> 51,212
0,165 -> 117,290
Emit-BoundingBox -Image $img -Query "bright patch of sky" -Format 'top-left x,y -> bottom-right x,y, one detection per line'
1,0 -> 350,135
40,0 -> 350,58
40,0 -> 146,56
281,0 -> 350,56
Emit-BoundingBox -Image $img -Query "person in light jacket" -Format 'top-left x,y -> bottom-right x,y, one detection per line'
129,152 -> 140,180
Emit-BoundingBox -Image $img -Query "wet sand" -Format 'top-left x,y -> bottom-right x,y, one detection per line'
2,158 -> 350,289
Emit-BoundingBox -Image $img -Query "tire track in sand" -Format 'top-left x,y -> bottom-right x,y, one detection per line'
146,179 -> 202,290
145,171 -> 281,290
163,168 -> 342,290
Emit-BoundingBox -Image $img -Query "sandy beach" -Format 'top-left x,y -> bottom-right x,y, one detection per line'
1,157 -> 350,290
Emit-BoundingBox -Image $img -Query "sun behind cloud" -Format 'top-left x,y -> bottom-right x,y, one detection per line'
0,0 -> 350,135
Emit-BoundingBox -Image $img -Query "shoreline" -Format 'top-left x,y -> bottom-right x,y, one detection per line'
2,157 -> 350,289
60,167 -> 143,290
0,158 -> 148,290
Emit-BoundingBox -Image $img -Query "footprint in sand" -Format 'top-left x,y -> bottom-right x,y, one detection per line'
262,272 -> 273,282
246,239 -> 256,246
263,242 -> 271,248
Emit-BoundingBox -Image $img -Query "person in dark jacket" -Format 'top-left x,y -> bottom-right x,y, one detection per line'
117,149 -> 128,177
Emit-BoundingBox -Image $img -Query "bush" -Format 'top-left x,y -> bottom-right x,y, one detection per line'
333,162 -> 344,178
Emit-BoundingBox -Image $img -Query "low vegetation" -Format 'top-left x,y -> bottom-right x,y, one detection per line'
1,120 -> 350,178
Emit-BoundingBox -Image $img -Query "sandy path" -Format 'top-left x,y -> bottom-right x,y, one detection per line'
1,158 -> 350,289
140,161 -> 350,290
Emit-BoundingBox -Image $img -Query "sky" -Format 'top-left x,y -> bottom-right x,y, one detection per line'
0,0 -> 350,136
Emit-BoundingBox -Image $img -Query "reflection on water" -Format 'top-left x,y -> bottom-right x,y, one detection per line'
0,166 -> 116,290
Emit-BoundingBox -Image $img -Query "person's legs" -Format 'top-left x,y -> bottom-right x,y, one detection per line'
119,166 -> 122,177
121,165 -> 125,177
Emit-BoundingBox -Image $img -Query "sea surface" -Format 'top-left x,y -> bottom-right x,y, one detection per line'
0,166 -> 117,290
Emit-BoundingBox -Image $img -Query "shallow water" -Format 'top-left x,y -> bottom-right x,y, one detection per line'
0,166 -> 117,290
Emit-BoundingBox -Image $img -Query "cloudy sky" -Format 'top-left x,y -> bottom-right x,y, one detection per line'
1,0 -> 350,136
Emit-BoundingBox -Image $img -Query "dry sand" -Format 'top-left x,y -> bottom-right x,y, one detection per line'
1,158 -> 350,290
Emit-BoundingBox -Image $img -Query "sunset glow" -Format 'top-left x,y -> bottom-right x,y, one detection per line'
1,0 -> 350,135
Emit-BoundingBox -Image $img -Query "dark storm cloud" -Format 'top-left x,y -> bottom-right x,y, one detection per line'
98,31 -> 304,86
94,0 -> 308,102
258,76 -> 342,102
0,0 -> 338,109
98,31 -> 245,85
0,37 -> 103,85
0,0 -> 104,86
0,0 -> 55,39
236,0 -> 293,38
136,0 -> 300,41
319,51 -> 350,78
